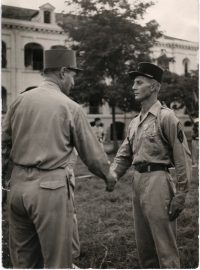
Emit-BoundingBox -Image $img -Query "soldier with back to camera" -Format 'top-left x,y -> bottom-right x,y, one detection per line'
2,47 -> 116,269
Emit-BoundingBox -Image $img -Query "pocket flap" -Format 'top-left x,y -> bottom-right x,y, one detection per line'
40,179 -> 66,190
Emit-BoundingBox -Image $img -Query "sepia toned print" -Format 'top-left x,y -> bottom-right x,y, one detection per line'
2,0 -> 198,268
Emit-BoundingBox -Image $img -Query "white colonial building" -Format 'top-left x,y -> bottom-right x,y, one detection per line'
1,3 -> 70,111
1,3 -> 198,143
151,35 -> 198,75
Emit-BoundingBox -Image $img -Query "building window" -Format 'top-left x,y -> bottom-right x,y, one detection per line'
2,41 -> 7,68
183,58 -> 189,76
2,87 -> 7,114
89,96 -> 101,114
44,10 -> 51,23
110,122 -> 125,140
89,105 -> 100,114
24,43 -> 43,70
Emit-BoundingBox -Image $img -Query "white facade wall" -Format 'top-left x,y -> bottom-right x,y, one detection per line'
151,36 -> 198,75
2,11 -> 69,102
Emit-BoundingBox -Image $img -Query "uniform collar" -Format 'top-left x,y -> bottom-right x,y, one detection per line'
39,79 -> 62,93
148,100 -> 162,116
137,100 -> 161,125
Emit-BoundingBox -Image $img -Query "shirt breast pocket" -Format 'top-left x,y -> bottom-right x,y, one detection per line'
143,123 -> 162,156
144,123 -> 158,138
144,124 -> 163,148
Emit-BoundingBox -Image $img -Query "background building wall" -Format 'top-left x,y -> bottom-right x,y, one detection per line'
151,36 -> 198,75
1,3 -> 198,144
2,4 -> 69,105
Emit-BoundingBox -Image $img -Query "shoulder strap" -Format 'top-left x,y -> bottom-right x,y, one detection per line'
20,87 -> 37,94
157,105 -> 175,167
157,106 -> 168,144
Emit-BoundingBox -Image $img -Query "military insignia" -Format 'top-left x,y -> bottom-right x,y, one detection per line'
177,122 -> 184,143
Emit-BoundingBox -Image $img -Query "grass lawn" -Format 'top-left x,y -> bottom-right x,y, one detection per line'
2,156 -> 199,268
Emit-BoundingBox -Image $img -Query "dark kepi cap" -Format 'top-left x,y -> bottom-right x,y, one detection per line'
129,62 -> 163,83
44,49 -> 83,72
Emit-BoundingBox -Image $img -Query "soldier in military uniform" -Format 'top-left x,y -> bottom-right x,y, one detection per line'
111,62 -> 192,268
2,48 -> 116,268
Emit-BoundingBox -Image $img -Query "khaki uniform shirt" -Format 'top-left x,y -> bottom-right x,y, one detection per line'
112,101 -> 192,192
2,80 -> 109,180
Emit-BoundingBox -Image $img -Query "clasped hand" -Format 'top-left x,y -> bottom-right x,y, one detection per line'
106,168 -> 117,192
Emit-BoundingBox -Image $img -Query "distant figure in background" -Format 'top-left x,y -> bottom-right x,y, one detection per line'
92,117 -> 105,146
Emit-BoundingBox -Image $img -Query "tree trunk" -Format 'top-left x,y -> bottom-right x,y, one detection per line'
111,104 -> 118,152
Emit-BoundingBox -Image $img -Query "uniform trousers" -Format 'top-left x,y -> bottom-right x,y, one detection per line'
132,170 -> 180,268
72,214 -> 80,259
69,180 -> 80,259
8,165 -> 73,269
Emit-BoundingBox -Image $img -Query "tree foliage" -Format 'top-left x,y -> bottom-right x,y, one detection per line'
63,0 -> 162,112
159,70 -> 199,120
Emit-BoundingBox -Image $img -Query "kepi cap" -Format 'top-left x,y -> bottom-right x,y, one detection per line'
44,49 -> 83,72
129,62 -> 163,83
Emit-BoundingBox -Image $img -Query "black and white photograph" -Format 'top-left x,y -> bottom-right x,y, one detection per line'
1,0 -> 198,268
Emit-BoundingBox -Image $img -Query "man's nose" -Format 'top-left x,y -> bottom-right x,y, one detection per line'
132,84 -> 136,90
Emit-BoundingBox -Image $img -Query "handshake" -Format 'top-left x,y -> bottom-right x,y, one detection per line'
105,167 -> 118,192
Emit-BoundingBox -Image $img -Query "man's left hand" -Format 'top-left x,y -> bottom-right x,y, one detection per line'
168,193 -> 186,221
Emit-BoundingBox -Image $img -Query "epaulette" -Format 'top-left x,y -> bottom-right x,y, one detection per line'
133,113 -> 139,118
20,87 -> 37,94
20,90 -> 27,94
160,105 -> 172,112
160,105 -> 175,118
129,113 -> 139,125
157,105 -> 169,145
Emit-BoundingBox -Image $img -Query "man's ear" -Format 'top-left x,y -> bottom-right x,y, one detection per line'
59,67 -> 66,79
151,81 -> 157,92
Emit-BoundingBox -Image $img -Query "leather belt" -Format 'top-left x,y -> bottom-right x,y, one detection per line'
134,163 -> 169,173
14,163 -> 65,171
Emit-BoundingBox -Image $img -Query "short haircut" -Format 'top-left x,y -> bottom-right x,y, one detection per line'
43,67 -> 76,75
95,117 -> 101,122
43,67 -> 60,75
152,79 -> 161,92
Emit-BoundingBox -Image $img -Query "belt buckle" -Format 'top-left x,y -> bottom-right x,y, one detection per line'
147,165 -> 151,172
